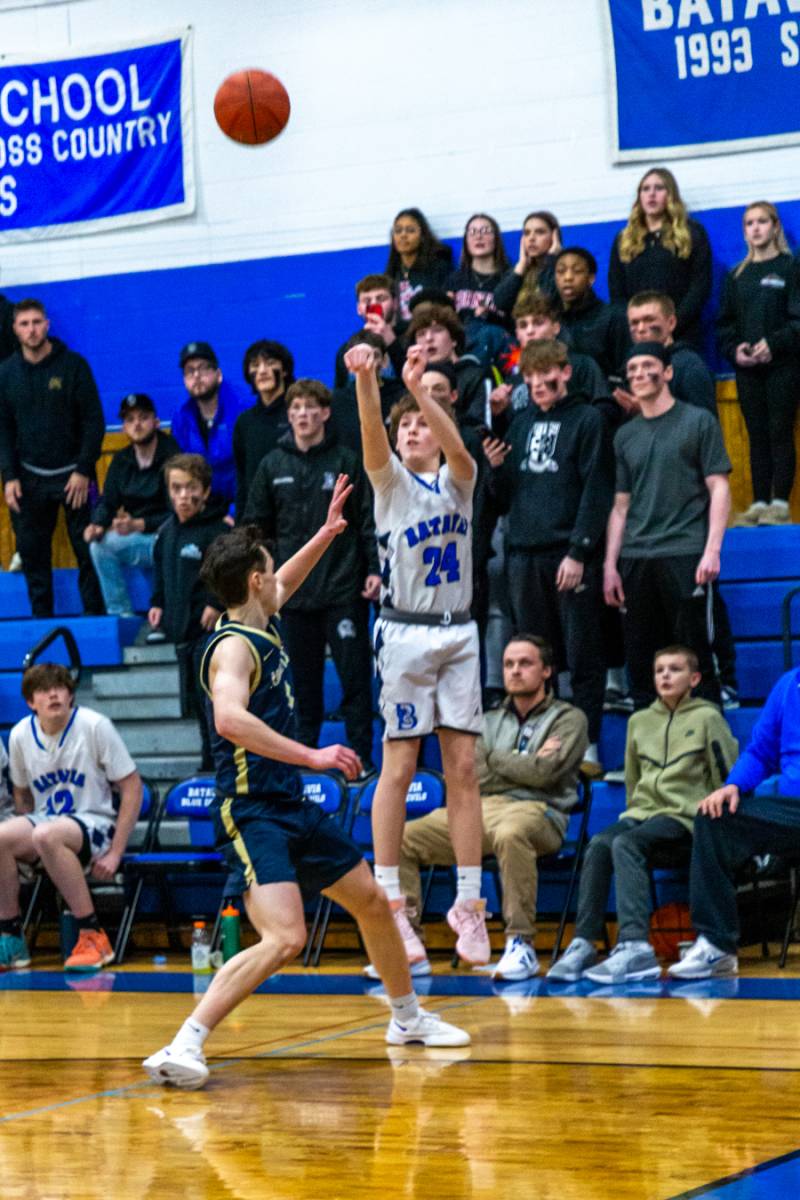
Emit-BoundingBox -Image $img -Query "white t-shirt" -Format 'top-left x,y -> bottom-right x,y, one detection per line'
368,454 -> 475,616
0,740 -> 11,821
9,706 -> 136,823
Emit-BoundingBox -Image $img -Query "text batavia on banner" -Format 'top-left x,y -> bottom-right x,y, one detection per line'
605,1 -> 800,161
0,30 -> 194,242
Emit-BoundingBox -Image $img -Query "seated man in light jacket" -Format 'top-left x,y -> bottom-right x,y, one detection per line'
385,633 -> 588,982
548,644 -> 737,985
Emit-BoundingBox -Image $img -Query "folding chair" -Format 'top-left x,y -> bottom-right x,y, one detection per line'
538,773 -> 595,964
299,771 -> 354,967
115,775 -> 224,963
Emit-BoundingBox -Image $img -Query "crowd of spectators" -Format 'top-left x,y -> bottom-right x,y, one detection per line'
0,168 -> 799,975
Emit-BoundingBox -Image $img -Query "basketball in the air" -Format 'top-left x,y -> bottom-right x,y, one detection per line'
213,70 -> 291,146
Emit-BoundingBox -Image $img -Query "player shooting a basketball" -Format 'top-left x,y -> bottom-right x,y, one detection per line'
344,342 -> 489,974
143,483 -> 469,1090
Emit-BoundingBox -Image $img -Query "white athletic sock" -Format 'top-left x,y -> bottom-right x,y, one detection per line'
390,991 -> 420,1026
456,866 -> 482,904
374,865 -> 402,902
172,1017 -> 209,1051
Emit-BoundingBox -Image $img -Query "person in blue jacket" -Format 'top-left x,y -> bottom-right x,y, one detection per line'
170,341 -> 242,509
669,667 -> 800,980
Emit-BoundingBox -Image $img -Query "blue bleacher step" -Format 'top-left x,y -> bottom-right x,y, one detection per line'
0,567 -> 152,618
720,581 -> 800,640
92,664 -> 180,698
74,693 -> 183,721
115,719 -> 201,756
720,525 -> 800,582
123,643 -> 177,666
735,642 -> 799,702
131,753 -> 203,781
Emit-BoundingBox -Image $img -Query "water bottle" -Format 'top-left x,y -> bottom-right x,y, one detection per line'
191,920 -> 211,972
221,904 -> 241,962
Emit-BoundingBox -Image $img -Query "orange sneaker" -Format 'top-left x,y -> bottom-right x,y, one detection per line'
64,928 -> 115,972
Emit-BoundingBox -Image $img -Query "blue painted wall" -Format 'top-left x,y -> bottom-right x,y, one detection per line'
15,198 -> 800,426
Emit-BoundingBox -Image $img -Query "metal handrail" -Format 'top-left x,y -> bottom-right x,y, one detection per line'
21,625 -> 82,686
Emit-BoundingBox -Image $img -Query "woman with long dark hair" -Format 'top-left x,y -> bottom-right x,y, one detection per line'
446,213 -> 514,366
717,201 -> 800,525
385,208 -> 453,321
608,167 -> 711,347
495,210 -> 561,314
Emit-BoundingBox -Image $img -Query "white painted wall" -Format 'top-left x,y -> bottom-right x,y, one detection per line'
0,0 -> 797,285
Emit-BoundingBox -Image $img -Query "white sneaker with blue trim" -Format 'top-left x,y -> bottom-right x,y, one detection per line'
493,936 -> 539,981
666,935 -> 738,980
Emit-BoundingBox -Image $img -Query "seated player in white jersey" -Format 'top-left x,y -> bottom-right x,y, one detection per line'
344,341 -> 489,970
0,662 -> 142,971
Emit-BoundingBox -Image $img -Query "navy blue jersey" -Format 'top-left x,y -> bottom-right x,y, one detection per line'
199,615 -> 303,803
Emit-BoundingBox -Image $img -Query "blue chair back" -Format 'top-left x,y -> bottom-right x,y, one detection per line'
300,771 -> 348,819
350,769 -> 445,854
160,775 -> 217,848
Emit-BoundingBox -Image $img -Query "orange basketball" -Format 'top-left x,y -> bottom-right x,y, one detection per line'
650,902 -> 694,961
213,70 -> 291,146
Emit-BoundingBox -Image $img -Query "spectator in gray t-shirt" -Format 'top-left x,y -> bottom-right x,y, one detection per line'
604,342 -> 732,709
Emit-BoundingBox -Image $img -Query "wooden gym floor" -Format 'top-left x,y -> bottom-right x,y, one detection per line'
2,946 -> 800,1200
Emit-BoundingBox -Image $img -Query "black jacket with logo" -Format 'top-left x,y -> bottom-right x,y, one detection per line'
0,336 -> 105,482
92,430 -> 180,531
150,500 -> 230,643
243,430 -> 379,610
489,392 -> 614,561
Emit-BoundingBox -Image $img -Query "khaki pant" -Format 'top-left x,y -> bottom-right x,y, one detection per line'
399,794 -> 563,939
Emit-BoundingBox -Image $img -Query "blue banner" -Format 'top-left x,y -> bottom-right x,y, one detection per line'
0,31 -> 194,241
605,2 -> 800,161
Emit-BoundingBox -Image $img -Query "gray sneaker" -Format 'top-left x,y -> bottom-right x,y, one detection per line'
583,941 -> 661,984
546,937 -> 598,982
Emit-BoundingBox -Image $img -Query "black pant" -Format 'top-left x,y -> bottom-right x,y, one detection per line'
177,636 -> 213,770
11,468 -> 103,617
506,549 -> 605,741
282,601 -> 375,765
736,362 -> 800,503
620,555 -> 724,711
690,793 -> 800,954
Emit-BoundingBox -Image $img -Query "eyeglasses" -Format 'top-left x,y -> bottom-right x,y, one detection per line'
467,225 -> 493,237
183,364 -> 216,377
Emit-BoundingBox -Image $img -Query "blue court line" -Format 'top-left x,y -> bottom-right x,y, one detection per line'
0,995 -> 485,1125
669,1147 -> 800,1198
1,969 -> 800,1001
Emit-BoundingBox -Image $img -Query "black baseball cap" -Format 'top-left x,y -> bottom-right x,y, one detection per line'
179,340 -> 219,369
118,393 -> 156,418
625,340 -> 671,366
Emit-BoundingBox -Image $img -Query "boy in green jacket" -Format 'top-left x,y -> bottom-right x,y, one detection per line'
547,645 -> 737,984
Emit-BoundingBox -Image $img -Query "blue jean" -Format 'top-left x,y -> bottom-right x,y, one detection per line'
89,530 -> 155,615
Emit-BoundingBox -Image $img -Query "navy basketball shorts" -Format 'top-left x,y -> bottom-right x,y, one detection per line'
213,794 -> 362,893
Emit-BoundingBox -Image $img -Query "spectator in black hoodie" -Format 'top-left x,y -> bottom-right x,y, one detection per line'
0,299 -> 104,617
385,208 -> 454,321
84,394 -> 179,616
488,340 -> 613,767
244,379 -> 380,771
405,303 -> 491,429
333,275 -> 406,389
233,339 -> 294,517
148,454 -> 230,770
608,168 -> 712,349
716,201 -> 800,526
554,248 -> 630,384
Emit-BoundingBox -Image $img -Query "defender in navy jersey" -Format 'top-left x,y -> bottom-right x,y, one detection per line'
346,342 -> 489,973
144,499 -> 470,1090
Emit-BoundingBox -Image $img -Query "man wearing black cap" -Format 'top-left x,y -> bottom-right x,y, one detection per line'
171,341 -> 240,509
604,342 -> 733,709
84,395 -> 180,617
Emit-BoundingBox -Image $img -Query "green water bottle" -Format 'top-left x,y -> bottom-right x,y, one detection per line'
221,904 -> 241,961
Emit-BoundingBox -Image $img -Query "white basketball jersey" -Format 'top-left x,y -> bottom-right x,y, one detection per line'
369,455 -> 475,616
9,706 -> 136,823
